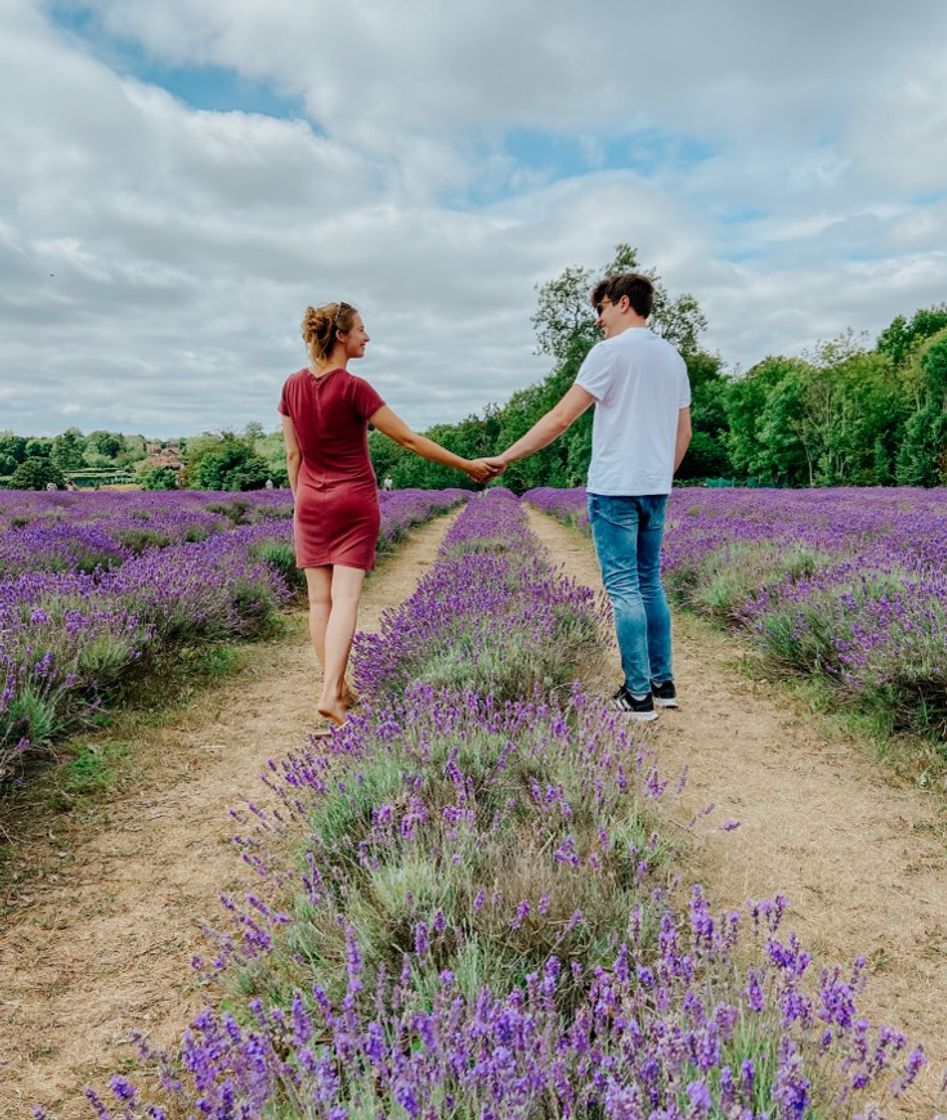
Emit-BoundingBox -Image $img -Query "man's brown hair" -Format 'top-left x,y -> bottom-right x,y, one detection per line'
605,272 -> 654,319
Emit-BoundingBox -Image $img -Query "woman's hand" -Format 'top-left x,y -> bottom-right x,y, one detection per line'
465,458 -> 500,483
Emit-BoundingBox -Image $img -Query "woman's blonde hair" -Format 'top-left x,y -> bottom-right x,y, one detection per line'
301,301 -> 358,363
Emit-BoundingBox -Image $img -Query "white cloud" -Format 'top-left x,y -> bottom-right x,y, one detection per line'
1,0 -> 945,437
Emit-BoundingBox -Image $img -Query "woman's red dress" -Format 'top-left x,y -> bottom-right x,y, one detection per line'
278,367 -> 385,571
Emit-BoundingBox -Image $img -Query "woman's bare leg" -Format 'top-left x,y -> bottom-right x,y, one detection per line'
317,564 -> 366,725
304,566 -> 333,671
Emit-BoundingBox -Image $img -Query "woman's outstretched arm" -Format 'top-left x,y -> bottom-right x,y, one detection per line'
368,405 -> 496,482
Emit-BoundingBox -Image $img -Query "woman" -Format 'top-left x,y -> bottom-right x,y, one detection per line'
279,300 -> 494,729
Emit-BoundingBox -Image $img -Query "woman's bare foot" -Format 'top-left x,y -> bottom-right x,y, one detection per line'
341,682 -> 359,709
317,696 -> 348,726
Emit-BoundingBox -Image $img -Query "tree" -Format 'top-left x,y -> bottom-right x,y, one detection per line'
116,434 -> 148,466
139,466 -> 179,490
51,427 -> 87,472
494,335 -> 595,492
895,329 -> 947,486
877,304 -> 947,368
804,348 -> 905,486
531,242 -> 707,363
675,351 -> 732,480
368,428 -> 409,485
184,432 -> 271,491
24,438 -> 52,459
896,405 -> 947,486
0,432 -> 27,465
85,430 -> 124,460
8,457 -> 66,490
725,357 -> 811,484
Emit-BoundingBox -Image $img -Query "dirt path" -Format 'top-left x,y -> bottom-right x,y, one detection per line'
526,506 -> 947,1116
0,512 -> 458,1120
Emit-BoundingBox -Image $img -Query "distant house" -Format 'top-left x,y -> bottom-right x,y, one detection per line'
142,444 -> 183,471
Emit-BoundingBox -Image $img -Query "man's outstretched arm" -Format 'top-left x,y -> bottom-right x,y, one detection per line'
488,385 -> 596,469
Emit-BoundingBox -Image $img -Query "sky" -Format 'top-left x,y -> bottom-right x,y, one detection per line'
1,0 -> 946,439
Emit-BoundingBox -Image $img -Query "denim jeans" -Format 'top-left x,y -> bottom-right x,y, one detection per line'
587,493 -> 673,697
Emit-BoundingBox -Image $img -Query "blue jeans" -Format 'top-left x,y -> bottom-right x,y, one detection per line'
587,493 -> 673,697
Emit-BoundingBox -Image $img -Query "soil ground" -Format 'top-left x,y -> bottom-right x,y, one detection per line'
2,505 -> 945,1117
525,506 -> 947,1117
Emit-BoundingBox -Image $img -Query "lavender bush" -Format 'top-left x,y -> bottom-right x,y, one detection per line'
1,487 -> 466,783
47,491 -> 931,1119
525,486 -> 947,741
75,894 -> 925,1120
354,490 -> 604,702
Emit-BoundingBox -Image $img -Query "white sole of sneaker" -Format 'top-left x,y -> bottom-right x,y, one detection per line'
653,698 -> 678,709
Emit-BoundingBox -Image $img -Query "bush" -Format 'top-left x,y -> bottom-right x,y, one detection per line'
8,457 -> 66,490
138,466 -> 178,490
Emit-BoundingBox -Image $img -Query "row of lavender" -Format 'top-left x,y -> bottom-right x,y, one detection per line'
0,488 -> 468,783
525,486 -> 947,741
59,491 -> 929,1119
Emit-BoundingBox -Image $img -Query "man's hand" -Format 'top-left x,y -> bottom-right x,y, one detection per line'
483,456 -> 507,477
465,458 -> 501,483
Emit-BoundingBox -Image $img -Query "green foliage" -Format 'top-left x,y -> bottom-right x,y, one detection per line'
24,437 -> 53,459
85,429 -> 125,459
896,403 -> 947,486
114,527 -> 173,554
0,432 -> 28,465
242,423 -> 289,487
493,336 -> 595,492
676,351 -> 731,480
117,434 -> 148,466
895,330 -> 947,486
724,356 -> 806,484
8,456 -> 66,490
138,465 -> 178,490
205,497 -> 252,524
531,242 -> 707,362
51,428 -> 86,472
183,431 -> 271,491
237,711 -> 676,1017
369,409 -> 500,491
4,288 -> 946,493
62,740 -> 131,797
723,340 -> 913,488
665,539 -> 833,624
250,539 -> 306,593
876,303 -> 947,368
372,245 -> 716,492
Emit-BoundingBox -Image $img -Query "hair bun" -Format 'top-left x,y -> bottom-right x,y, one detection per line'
301,301 -> 358,361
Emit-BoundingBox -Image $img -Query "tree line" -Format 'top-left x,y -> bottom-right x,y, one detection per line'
371,245 -> 947,492
0,425 -> 289,491
4,244 -> 945,491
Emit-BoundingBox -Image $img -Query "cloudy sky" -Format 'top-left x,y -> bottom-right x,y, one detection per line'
2,0 -> 946,438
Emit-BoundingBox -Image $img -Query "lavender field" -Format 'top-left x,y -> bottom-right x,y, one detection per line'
526,487 -> 947,745
42,490 -> 931,1120
0,487 -> 468,783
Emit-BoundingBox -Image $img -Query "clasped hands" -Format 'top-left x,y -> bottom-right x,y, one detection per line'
464,455 -> 508,484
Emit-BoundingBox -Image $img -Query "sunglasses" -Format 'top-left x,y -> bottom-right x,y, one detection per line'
594,298 -> 614,317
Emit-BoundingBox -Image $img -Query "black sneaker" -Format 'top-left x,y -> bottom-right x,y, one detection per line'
611,686 -> 658,722
651,680 -> 678,709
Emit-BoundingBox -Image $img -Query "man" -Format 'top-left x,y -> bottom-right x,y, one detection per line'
488,272 -> 691,721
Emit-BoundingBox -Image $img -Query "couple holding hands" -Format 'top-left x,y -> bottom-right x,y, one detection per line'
279,272 -> 692,730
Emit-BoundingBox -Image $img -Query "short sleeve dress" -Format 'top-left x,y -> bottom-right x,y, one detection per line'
278,367 -> 385,571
